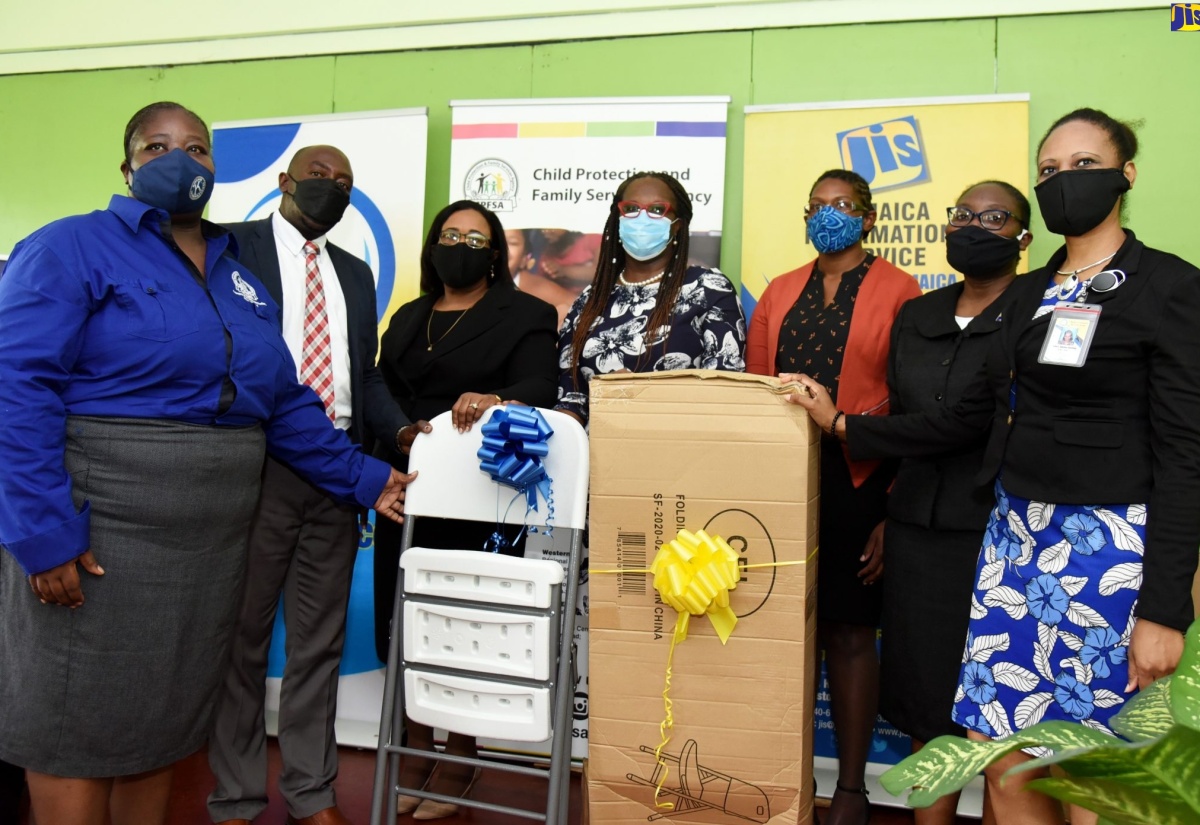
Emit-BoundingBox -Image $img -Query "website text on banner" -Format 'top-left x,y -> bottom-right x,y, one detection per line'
450,97 -> 730,324
740,95 -> 1029,316
208,108 -> 429,747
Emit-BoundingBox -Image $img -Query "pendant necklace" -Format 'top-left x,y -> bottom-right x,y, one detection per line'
427,303 -> 471,351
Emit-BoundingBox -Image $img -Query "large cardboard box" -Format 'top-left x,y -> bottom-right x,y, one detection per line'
587,370 -> 820,825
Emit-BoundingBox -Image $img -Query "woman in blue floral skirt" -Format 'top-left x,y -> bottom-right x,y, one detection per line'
556,171 -> 745,426
788,108 -> 1200,825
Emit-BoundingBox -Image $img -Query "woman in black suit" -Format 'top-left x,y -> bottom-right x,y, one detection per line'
789,109 -> 1200,825
373,200 -> 558,820
815,180 -> 1030,825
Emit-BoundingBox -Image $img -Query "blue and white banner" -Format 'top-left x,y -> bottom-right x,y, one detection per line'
209,108 -> 429,746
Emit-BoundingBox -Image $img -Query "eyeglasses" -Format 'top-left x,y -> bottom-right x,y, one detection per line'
438,229 -> 491,249
617,201 -> 673,219
946,207 -> 1018,232
804,198 -> 867,217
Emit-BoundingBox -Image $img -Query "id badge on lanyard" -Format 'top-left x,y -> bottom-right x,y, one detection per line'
1038,302 -> 1101,368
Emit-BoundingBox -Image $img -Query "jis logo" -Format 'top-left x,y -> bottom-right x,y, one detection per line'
1171,3 -> 1200,29
836,116 -> 930,192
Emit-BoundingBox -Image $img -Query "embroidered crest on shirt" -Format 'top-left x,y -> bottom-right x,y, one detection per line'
232,271 -> 265,306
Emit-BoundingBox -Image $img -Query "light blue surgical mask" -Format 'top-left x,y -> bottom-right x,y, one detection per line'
806,206 -> 863,254
619,211 -> 676,261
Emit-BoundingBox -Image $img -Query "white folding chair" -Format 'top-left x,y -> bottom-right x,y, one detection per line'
369,406 -> 588,825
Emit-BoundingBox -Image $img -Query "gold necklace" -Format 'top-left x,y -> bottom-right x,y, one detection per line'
426,304 -> 471,351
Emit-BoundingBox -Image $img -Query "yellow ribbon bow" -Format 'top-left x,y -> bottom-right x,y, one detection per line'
651,528 -> 741,645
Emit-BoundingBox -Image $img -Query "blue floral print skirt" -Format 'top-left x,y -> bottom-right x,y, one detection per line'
951,481 -> 1145,740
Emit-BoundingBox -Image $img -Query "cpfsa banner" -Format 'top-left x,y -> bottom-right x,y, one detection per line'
740,94 -> 1028,315
209,109 -> 428,748
449,96 -> 729,324
209,108 -> 429,323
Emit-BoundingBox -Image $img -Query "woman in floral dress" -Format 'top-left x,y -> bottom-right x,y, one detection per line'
556,172 -> 745,426
788,109 -> 1200,825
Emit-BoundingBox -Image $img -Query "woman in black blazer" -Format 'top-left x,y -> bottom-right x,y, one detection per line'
790,109 -> 1200,825
826,180 -> 1030,825
373,200 -> 558,820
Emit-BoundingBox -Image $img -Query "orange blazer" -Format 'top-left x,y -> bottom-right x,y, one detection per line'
747,256 -> 921,487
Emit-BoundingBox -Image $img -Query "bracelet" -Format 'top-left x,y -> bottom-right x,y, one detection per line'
494,394 -> 504,405
829,410 -> 845,437
394,425 -> 411,451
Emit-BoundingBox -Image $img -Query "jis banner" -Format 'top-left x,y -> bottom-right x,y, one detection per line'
449,96 -> 730,324
741,94 -> 1028,815
208,108 -> 429,747
740,94 -> 1029,317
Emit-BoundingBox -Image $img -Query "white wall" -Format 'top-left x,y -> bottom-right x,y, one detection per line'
0,0 -> 1158,75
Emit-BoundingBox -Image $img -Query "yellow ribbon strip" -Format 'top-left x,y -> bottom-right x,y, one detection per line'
595,531 -> 809,810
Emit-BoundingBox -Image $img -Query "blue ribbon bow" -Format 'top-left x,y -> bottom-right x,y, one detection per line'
477,407 -> 555,515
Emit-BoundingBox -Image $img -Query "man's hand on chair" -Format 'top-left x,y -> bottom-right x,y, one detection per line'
374,469 -> 417,524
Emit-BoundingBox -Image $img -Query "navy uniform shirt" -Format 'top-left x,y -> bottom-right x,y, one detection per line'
0,195 -> 391,575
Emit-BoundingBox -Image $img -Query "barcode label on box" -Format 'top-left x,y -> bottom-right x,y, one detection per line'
617,531 -> 647,596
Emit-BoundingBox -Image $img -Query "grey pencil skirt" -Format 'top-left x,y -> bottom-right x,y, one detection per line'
0,416 -> 266,778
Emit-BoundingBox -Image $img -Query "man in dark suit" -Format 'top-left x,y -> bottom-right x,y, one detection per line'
208,145 -> 410,825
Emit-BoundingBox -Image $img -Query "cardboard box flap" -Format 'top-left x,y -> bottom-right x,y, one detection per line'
593,369 -> 791,389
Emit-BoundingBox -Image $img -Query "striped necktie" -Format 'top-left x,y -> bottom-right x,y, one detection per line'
300,240 -> 336,422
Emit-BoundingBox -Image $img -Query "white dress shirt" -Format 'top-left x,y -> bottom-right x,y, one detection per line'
270,212 -> 353,431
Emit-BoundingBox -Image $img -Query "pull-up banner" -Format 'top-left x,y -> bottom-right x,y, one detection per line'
209,108 -> 429,748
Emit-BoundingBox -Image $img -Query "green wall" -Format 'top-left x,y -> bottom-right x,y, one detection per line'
0,9 -> 1195,275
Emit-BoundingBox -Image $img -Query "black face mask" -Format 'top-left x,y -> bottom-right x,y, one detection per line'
946,225 -> 1023,281
431,243 -> 492,289
1035,168 -> 1130,237
289,175 -> 351,227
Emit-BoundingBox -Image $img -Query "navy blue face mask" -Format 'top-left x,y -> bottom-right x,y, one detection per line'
129,148 -> 215,215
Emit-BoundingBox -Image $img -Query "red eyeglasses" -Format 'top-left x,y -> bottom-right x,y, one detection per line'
617,201 -> 673,219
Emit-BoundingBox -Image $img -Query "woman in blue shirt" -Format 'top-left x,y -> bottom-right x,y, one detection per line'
0,101 -> 409,825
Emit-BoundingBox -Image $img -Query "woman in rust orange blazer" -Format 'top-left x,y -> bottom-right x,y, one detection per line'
747,169 -> 919,825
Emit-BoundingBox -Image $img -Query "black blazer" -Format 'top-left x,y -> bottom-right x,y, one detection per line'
852,280 -> 1015,532
226,217 -> 408,451
849,232 -> 1200,631
376,278 -> 559,465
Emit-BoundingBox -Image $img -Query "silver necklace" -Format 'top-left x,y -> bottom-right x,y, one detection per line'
618,270 -> 664,288
1056,249 -> 1119,277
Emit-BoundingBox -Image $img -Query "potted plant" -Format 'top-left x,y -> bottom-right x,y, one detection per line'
880,618 -> 1200,825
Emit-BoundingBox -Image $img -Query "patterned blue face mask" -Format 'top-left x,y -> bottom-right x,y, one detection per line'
619,211 -> 676,261
806,206 -> 864,254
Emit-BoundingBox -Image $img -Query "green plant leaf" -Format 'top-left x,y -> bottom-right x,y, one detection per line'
880,734 -> 1026,807
879,721 -> 1115,807
1138,725 -> 1200,814
1010,739 -> 1159,782
1169,618 -> 1200,731
1111,678 -> 1174,741
1027,776 -> 1198,825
